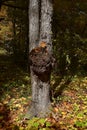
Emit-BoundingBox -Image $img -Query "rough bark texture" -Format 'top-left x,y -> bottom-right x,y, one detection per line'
30,70 -> 51,117
28,43 -> 53,118
29,43 -> 52,74
29,0 -> 39,51
28,0 -> 53,118
40,0 -> 53,53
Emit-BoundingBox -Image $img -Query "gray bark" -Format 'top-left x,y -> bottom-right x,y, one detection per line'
30,70 -> 51,117
27,0 -> 53,118
40,0 -> 53,52
29,0 -> 39,51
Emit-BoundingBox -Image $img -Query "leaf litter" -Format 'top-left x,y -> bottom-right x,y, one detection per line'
0,48 -> 87,130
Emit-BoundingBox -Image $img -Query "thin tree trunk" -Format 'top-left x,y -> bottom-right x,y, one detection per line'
12,9 -> 16,56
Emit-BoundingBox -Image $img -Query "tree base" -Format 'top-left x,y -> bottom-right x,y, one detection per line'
25,102 -> 51,119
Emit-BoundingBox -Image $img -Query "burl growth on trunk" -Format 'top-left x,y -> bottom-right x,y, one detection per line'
29,42 -> 54,78
28,42 -> 55,117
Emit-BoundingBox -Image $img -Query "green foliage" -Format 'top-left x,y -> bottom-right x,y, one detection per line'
26,118 -> 51,130
75,120 -> 87,129
4,0 -> 29,68
53,0 -> 87,76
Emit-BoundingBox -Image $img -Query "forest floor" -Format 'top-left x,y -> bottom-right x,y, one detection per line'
0,47 -> 87,130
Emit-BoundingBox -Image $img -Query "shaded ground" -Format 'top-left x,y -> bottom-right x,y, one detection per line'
0,47 -> 87,130
0,47 -> 31,130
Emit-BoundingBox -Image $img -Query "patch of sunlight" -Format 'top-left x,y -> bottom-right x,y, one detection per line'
23,75 -> 30,81
0,47 -> 7,55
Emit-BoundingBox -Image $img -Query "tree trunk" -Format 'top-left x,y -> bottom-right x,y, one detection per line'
29,0 -> 39,51
30,70 -> 51,117
40,0 -> 53,53
12,9 -> 16,56
27,0 -> 53,118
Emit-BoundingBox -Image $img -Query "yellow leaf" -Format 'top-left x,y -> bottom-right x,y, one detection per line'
3,100 -> 8,104
61,112 -> 67,115
54,107 -> 58,112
